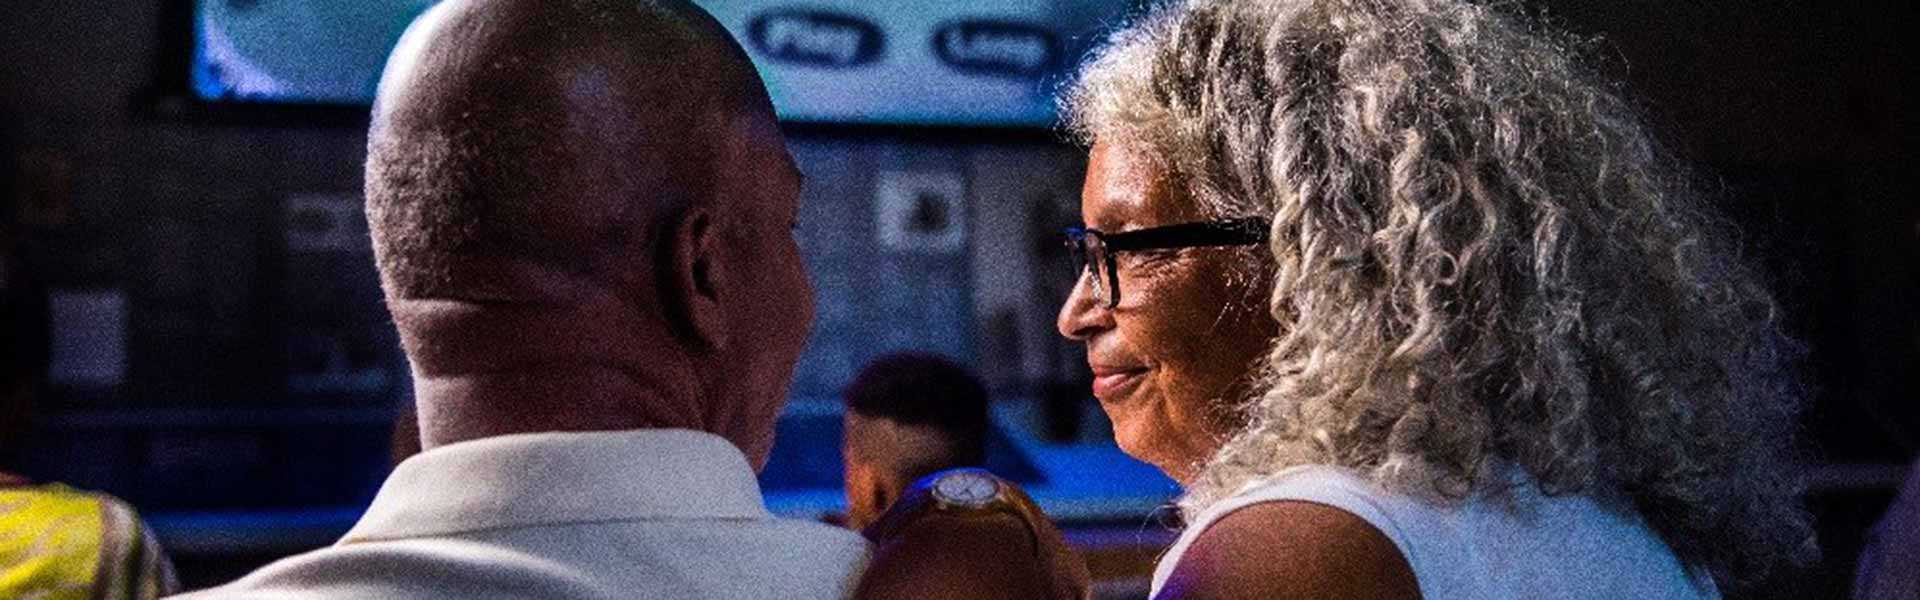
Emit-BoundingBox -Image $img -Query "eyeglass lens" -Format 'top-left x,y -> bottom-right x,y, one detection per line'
1074,233 -> 1111,308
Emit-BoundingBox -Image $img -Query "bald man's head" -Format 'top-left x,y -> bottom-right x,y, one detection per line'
366,0 -> 815,462
367,0 -> 773,302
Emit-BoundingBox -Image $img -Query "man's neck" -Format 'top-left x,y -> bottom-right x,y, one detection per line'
413,365 -> 701,450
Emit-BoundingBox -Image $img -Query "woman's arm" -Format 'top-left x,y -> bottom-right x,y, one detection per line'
1155,501 -> 1420,600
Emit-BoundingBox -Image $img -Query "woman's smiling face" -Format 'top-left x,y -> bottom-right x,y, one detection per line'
1056,141 -> 1280,483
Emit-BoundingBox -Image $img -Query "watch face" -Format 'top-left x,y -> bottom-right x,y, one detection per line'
930,470 -> 1002,509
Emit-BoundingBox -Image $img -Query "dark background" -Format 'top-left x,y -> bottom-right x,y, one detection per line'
3,1 -> 1915,598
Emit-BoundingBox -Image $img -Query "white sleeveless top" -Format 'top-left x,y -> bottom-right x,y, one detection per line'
1150,465 -> 1719,599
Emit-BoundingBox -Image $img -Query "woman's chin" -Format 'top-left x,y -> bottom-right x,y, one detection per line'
1153,459 -> 1197,485
1110,424 -> 1180,481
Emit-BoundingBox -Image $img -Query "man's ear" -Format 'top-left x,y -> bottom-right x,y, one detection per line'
664,208 -> 729,351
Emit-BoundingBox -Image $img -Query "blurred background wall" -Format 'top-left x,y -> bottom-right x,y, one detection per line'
2,0 -> 1915,598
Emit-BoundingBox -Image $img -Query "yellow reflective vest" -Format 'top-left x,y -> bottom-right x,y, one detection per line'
1,483 -> 177,600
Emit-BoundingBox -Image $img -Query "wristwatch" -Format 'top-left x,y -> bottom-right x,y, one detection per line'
862,467 -> 1048,555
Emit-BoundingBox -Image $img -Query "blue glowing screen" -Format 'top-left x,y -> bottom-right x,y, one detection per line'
189,0 -> 1135,126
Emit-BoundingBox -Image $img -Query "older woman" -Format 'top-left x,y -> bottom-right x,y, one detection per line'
1056,0 -> 1815,598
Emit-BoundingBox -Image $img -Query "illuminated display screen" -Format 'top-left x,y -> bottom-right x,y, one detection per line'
189,0 -> 1135,127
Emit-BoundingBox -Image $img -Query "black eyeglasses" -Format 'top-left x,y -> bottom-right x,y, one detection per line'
1063,217 -> 1270,309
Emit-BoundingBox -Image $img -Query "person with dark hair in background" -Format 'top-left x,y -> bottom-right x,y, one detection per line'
2,111 -> 179,600
840,352 -> 990,530
171,1 -> 1084,598
837,352 -> 1089,600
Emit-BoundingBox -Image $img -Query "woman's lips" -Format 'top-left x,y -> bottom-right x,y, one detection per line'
1090,366 -> 1148,399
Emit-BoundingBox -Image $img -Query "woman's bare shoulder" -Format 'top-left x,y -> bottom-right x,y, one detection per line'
1155,500 -> 1420,600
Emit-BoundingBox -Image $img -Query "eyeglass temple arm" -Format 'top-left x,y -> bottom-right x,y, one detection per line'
1101,218 -> 1269,251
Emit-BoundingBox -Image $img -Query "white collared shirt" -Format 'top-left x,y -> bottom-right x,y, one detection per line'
172,429 -> 870,599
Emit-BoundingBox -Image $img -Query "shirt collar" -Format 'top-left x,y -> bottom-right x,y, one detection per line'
342,429 -> 771,543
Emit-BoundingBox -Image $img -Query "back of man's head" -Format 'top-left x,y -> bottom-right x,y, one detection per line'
841,353 -> 990,529
368,0 -> 813,464
368,0 -> 763,302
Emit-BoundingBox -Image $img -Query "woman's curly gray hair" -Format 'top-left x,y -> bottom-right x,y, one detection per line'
1064,0 -> 1816,589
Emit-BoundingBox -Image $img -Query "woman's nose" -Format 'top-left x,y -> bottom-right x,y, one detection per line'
1056,270 -> 1111,341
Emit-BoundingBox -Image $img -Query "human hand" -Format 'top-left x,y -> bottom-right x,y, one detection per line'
856,469 -> 1090,600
